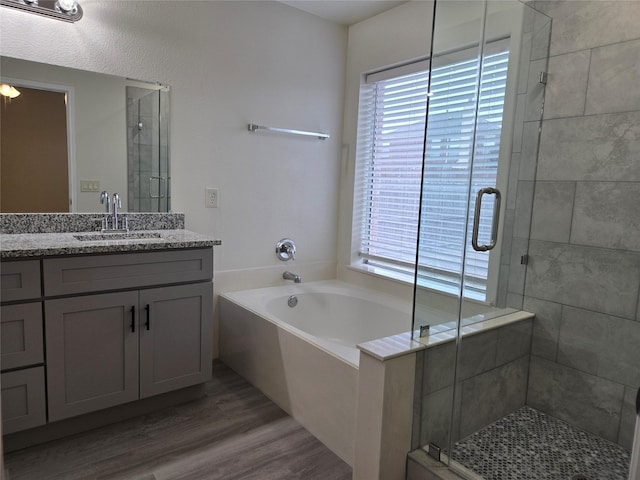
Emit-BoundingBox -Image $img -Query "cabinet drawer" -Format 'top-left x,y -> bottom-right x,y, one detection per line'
0,260 -> 41,302
43,248 -> 213,297
1,366 -> 47,434
1,303 -> 44,371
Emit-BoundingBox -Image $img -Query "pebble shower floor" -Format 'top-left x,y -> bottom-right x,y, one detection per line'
451,406 -> 630,480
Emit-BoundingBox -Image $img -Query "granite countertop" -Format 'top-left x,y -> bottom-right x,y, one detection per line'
0,229 -> 222,259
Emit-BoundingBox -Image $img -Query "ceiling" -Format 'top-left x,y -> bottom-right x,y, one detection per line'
279,1 -> 408,25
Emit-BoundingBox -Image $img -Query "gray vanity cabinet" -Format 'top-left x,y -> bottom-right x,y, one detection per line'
1,233 -> 216,442
42,248 -> 214,423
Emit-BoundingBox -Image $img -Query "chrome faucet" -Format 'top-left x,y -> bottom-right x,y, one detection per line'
100,190 -> 111,214
112,193 -> 122,230
283,271 -> 301,283
99,190 -> 112,230
97,191 -> 128,233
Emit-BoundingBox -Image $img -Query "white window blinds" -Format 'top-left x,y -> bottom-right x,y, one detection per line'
356,44 -> 510,299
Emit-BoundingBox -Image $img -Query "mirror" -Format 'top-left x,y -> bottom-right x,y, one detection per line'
0,56 -> 170,213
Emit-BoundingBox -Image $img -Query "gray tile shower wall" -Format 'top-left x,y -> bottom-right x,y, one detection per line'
536,112 -> 640,182
419,319 -> 533,449
526,241 -> 640,319
528,356 -> 625,442
525,0 -> 640,451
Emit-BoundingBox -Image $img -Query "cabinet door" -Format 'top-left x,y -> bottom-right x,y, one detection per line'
45,291 -> 139,421
139,282 -> 213,398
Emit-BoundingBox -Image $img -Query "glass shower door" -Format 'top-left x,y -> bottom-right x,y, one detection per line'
451,1 -> 550,477
412,0 -> 486,462
413,0 -> 551,477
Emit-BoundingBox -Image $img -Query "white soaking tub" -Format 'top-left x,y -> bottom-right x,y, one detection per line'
219,280 -> 412,465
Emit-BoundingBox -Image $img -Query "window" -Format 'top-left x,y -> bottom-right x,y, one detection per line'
355,43 -> 510,300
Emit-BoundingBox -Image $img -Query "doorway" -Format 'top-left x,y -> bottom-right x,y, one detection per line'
1,86 -> 69,212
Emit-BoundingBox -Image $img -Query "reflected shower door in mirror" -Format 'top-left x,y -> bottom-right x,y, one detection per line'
0,56 -> 171,213
126,85 -> 170,212
413,1 -> 551,478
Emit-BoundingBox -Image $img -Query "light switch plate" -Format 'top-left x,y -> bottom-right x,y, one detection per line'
80,180 -> 100,192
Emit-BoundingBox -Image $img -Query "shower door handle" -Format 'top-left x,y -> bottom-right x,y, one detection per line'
471,187 -> 502,252
149,176 -> 166,199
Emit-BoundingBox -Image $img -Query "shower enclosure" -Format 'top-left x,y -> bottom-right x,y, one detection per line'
412,1 -> 632,479
126,83 -> 170,212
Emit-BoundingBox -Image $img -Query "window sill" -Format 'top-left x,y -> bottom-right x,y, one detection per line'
346,262 -> 415,287
347,261 -> 488,304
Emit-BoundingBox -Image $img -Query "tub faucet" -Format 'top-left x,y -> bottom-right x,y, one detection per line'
283,271 -> 301,283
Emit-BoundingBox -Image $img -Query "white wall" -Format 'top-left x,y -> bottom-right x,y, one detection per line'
337,1 -> 434,302
0,0 -> 347,354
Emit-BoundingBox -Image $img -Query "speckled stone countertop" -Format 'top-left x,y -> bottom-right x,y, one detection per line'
0,213 -> 185,234
0,230 -> 222,259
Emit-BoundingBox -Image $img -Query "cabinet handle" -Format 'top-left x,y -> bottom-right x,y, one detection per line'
130,305 -> 136,333
145,304 -> 150,330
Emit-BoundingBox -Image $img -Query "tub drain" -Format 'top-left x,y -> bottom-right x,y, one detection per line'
287,295 -> 298,307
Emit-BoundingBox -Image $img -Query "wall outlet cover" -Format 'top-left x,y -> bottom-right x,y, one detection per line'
205,188 -> 218,208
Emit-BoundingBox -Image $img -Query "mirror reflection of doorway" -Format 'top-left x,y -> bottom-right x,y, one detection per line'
1,86 -> 69,212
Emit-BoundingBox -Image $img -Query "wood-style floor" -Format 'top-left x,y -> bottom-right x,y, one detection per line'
3,361 -> 353,480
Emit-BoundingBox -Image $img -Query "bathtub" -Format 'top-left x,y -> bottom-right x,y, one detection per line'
219,280 -> 413,465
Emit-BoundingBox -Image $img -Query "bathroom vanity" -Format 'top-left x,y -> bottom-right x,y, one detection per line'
0,214 -> 220,449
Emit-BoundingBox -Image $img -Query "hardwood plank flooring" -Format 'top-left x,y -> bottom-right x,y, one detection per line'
3,361 -> 352,480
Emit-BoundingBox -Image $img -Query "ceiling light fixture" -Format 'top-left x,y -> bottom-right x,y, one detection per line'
0,84 -> 21,99
0,0 -> 82,22
56,0 -> 77,13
